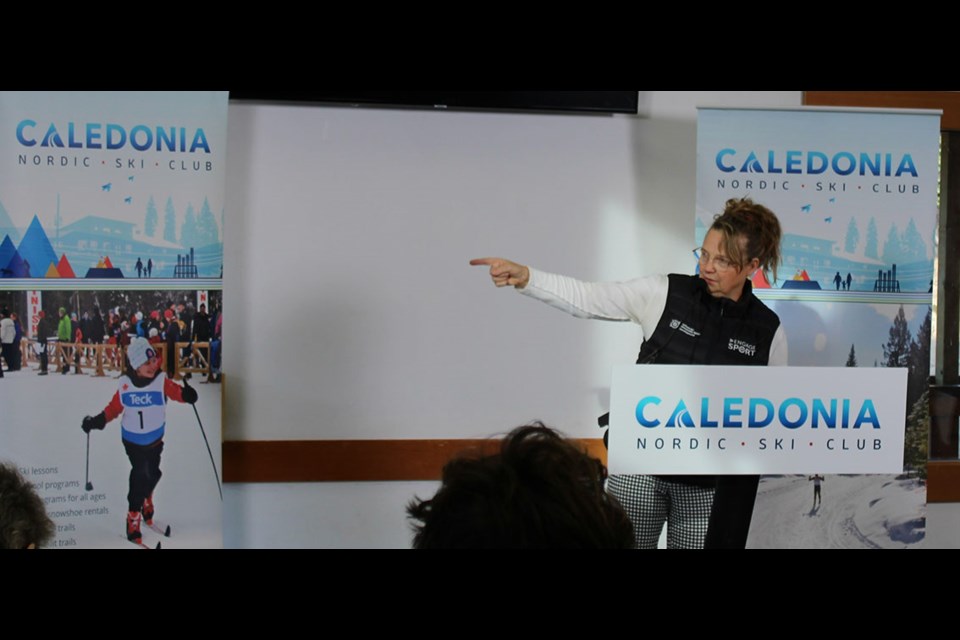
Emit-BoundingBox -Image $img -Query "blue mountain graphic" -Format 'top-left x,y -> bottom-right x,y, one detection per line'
3,249 -> 28,277
0,235 -> 16,274
16,216 -> 57,279
0,200 -> 20,245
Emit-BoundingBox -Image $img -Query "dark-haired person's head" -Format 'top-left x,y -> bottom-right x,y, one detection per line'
0,462 -> 55,549
407,424 -> 632,549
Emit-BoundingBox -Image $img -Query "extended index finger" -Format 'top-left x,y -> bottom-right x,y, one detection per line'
469,258 -> 500,267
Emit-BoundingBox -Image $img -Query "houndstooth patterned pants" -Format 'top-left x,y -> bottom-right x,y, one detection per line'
607,474 -> 714,549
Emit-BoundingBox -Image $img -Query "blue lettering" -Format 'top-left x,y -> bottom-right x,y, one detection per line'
740,151 -> 763,173
860,153 -> 881,176
16,120 -> 36,146
766,150 -> 783,174
157,127 -> 176,152
15,122 -> 208,153
748,398 -> 774,428
86,123 -> 102,149
700,397 -> 719,428
41,123 -> 63,148
68,122 -> 83,148
854,399 -> 881,429
666,400 -> 695,428
106,124 -> 126,150
896,154 -> 918,178
832,152 -> 856,176
130,125 -> 153,151
723,397 -> 743,428
785,150 -> 802,174
121,391 -> 163,407
779,397 -> 808,429
631,395 -> 880,433
636,397 -> 661,428
807,151 -> 829,174
190,128 -> 211,153
716,149 -> 736,173
812,398 -> 836,429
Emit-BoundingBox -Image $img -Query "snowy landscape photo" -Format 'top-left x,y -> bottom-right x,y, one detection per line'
747,474 -> 925,548
0,350 -> 222,549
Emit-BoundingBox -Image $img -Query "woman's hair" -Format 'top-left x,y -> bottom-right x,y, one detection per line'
711,197 -> 783,283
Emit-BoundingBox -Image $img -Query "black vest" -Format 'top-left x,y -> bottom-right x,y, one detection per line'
636,274 -> 779,367
634,274 -> 780,489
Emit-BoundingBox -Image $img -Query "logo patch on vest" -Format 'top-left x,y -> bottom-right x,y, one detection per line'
728,338 -> 757,357
669,319 -> 701,338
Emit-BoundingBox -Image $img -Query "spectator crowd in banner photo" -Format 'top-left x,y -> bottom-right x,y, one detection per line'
0,300 -> 221,383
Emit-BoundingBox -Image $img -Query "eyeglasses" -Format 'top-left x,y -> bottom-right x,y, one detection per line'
693,248 -> 739,272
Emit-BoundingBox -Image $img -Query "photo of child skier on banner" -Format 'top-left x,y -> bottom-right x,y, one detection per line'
81,337 -> 198,547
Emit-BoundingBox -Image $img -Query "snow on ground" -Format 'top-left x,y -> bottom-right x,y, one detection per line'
0,365 -> 223,549
746,474 -> 926,549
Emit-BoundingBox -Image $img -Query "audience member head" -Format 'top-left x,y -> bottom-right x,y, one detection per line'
407,423 -> 632,549
0,461 -> 55,549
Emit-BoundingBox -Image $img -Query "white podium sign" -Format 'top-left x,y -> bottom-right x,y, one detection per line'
608,366 -> 907,475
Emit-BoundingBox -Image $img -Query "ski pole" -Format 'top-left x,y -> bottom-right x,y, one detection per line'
182,373 -> 222,500
85,431 -> 94,491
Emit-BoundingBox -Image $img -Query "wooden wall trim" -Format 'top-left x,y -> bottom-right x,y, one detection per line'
804,91 -> 960,130
222,439 -> 607,483
223,440 -> 960,503
928,461 -> 960,503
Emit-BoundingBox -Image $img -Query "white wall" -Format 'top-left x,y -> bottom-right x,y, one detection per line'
926,502 -> 960,549
223,481 -> 438,549
222,91 -> 831,548
223,90 -> 802,443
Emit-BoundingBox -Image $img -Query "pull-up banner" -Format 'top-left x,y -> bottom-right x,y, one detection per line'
608,365 -> 907,475
696,106 -> 939,548
0,91 -> 227,549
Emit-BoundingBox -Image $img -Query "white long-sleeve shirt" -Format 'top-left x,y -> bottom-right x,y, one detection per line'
518,267 -> 788,366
